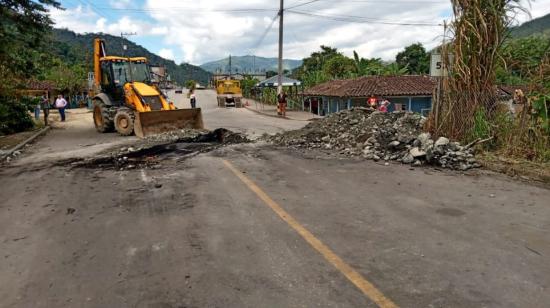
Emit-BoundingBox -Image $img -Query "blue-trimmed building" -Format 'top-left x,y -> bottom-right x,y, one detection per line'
302,75 -> 436,116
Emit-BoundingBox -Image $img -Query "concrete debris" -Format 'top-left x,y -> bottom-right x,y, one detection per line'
268,108 -> 480,170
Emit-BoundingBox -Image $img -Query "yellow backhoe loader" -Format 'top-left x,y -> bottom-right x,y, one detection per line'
92,38 -> 203,138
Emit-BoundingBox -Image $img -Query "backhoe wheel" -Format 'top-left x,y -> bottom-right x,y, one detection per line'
114,108 -> 135,136
93,99 -> 114,133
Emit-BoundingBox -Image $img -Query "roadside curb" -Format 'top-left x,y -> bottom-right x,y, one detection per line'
244,105 -> 315,122
0,126 -> 50,160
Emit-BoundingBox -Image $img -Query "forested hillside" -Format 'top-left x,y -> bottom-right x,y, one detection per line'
51,29 -> 211,85
510,13 -> 550,37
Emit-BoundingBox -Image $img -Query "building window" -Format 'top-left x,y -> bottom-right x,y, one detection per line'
394,103 -> 407,111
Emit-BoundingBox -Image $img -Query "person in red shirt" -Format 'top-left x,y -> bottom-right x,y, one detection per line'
367,96 -> 377,110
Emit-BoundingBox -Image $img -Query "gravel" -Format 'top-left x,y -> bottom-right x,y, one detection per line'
268,108 -> 480,170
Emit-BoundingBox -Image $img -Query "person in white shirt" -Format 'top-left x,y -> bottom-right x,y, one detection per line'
54,94 -> 68,122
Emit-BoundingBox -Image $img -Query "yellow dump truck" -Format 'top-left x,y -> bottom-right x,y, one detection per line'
216,79 -> 243,108
92,38 -> 203,138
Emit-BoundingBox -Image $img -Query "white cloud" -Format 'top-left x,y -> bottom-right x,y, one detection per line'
49,5 -> 158,36
158,48 -> 175,60
515,0 -> 550,24
110,0 -> 131,9
143,0 -> 452,64
50,0 -> 550,65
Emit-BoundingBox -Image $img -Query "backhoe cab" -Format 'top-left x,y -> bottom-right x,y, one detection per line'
92,38 -> 203,137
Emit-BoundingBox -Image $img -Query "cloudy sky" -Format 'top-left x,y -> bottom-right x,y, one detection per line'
50,0 -> 550,65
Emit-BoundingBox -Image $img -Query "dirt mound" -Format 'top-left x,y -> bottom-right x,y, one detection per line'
269,108 -> 479,170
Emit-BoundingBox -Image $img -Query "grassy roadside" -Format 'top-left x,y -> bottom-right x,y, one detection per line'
477,151 -> 550,184
0,119 -> 45,151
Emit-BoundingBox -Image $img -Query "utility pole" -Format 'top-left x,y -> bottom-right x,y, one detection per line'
229,54 -> 232,78
121,32 -> 137,57
277,0 -> 284,95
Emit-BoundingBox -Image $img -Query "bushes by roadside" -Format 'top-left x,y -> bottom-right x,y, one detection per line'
0,96 -> 36,135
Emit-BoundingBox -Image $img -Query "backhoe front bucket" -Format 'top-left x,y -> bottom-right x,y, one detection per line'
134,108 -> 204,138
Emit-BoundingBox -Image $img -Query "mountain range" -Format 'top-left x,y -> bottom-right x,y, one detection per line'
511,12 -> 550,37
51,28 -> 211,85
200,55 -> 302,74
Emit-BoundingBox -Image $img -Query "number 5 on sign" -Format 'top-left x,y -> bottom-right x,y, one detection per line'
430,53 -> 453,77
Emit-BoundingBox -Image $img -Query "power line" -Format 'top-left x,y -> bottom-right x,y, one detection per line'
77,0 -> 115,20
286,0 -> 323,10
250,13 -> 280,53
287,10 -> 443,26
93,7 -> 278,13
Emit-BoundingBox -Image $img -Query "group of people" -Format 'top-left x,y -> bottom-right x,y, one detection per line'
35,94 -> 68,124
368,96 -> 390,113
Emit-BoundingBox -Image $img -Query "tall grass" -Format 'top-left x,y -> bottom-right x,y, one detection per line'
430,0 -> 525,141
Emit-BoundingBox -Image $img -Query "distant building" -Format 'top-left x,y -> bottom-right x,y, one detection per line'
303,75 -> 436,116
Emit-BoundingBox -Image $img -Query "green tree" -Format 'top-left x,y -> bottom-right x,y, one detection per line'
44,60 -> 87,95
323,54 -> 356,79
241,76 -> 259,97
0,0 -> 62,95
293,45 -> 340,80
352,51 -> 386,76
395,43 -> 430,75
383,62 -> 409,76
497,35 -> 550,84
185,80 -> 197,91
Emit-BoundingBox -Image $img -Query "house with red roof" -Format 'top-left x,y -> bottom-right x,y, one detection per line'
302,75 -> 436,116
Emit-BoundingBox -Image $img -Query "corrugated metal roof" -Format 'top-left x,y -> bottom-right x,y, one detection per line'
256,75 -> 302,87
304,75 -> 436,97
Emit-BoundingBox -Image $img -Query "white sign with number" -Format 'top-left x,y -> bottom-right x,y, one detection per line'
430,53 -> 453,77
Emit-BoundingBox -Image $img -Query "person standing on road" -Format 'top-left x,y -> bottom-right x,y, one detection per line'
34,97 -> 42,120
55,94 -> 68,122
190,92 -> 197,109
277,91 -> 287,117
41,95 -> 51,125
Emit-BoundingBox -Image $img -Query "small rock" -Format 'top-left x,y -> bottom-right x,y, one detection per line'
154,183 -> 163,188
402,153 -> 415,164
388,141 -> 400,148
417,133 -> 431,145
435,137 -> 450,147
489,194 -> 496,198
410,147 -> 427,158
66,208 -> 76,215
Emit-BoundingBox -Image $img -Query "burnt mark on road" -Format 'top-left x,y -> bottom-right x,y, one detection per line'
68,128 -> 249,171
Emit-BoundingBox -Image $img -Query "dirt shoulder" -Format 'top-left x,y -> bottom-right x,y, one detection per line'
478,152 -> 550,184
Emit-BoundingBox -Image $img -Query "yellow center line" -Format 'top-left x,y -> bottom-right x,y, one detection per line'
222,159 -> 398,308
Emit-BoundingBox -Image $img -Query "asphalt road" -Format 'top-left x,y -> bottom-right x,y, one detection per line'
1,90 -> 549,308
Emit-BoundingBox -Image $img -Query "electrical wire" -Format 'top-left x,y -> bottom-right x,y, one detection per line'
287,10 -> 443,26
249,13 -> 280,54
93,7 -> 278,13
286,0 -> 323,10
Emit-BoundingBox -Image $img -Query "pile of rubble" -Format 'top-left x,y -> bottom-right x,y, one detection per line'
269,108 -> 479,170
